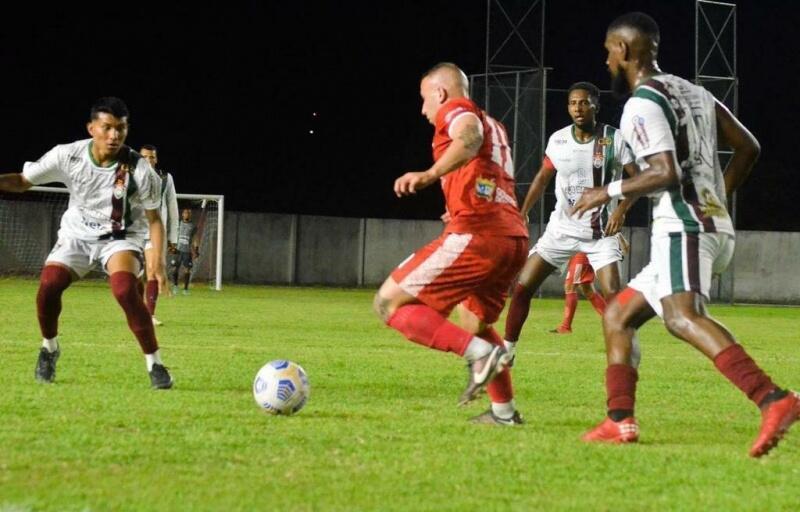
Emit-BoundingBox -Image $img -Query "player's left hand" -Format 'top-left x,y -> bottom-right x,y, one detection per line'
572,187 -> 610,219
154,265 -> 169,295
394,171 -> 437,197
605,210 -> 625,235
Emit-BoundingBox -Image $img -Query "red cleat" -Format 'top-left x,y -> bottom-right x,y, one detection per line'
749,391 -> 800,458
582,417 -> 639,443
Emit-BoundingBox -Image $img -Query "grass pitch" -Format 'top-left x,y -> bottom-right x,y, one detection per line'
1,277 -> 799,511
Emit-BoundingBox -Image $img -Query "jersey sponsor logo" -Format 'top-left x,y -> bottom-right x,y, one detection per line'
632,116 -> 650,149
592,153 -> 603,169
553,138 -> 568,145
699,189 -> 726,217
598,137 -> 612,146
475,177 -> 496,200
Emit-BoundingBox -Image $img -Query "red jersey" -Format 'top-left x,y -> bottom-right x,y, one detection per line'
433,98 -> 528,238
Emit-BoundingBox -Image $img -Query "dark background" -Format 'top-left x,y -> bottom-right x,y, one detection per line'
1,1 -> 796,230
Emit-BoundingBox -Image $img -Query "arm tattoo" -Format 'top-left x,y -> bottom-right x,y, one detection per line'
458,125 -> 483,151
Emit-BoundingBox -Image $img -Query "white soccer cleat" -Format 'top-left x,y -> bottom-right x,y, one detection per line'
152,316 -> 164,326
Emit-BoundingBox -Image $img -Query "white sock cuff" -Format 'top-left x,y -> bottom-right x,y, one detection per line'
463,337 -> 493,362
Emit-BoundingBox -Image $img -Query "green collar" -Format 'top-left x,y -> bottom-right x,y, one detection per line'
571,124 -> 595,145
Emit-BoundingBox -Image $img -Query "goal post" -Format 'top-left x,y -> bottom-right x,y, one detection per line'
174,193 -> 225,291
0,186 -> 225,290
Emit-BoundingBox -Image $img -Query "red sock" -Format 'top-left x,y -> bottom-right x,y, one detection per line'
606,364 -> 638,412
480,327 -> 514,403
145,279 -> 159,315
110,272 -> 159,354
560,292 -> 578,329
387,304 -> 474,355
714,344 -> 777,406
587,291 -> 606,316
36,265 -> 72,339
504,283 -> 533,342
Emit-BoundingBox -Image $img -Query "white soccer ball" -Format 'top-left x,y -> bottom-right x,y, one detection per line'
252,360 -> 310,415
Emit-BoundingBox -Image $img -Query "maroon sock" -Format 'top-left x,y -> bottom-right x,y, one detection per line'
36,265 -> 72,339
560,292 -> 578,329
387,304 -> 474,355
145,279 -> 159,315
110,272 -> 159,354
504,283 -> 533,342
714,344 -> 778,406
606,364 -> 639,412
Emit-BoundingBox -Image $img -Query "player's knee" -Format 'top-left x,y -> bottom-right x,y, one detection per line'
663,311 -> 694,340
373,293 -> 396,323
38,266 -> 71,296
110,272 -> 138,303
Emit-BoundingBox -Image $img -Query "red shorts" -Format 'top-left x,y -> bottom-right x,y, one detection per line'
565,252 -> 595,285
391,232 -> 528,324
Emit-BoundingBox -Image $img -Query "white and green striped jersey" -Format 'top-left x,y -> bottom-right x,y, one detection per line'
545,123 -> 633,239
620,73 -> 733,236
22,139 -> 161,241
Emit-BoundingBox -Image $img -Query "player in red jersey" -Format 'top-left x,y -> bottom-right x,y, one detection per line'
373,62 -> 529,425
550,252 -> 607,334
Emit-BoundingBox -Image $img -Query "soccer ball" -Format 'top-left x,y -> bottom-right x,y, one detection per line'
252,360 -> 310,415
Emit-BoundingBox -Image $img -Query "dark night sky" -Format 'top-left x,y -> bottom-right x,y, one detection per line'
2,1 -> 797,230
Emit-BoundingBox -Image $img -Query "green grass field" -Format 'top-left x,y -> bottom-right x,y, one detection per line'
1,277 -> 799,511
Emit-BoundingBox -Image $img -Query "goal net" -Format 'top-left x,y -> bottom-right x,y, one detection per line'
0,186 -> 225,290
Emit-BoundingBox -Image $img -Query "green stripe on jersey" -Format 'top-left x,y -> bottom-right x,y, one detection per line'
633,87 -> 677,135
669,233 -> 686,294
603,126 -> 616,184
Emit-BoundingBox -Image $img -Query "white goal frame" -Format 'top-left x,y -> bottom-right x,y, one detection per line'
29,186 -> 225,290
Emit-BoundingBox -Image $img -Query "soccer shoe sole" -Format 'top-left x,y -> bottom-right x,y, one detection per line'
750,392 -> 800,458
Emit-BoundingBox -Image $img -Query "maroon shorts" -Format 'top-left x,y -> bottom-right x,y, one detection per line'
391,232 -> 528,324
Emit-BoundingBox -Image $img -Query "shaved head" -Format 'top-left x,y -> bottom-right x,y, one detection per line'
422,62 -> 470,98
419,62 -> 471,125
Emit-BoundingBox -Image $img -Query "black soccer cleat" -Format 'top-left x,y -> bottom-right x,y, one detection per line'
35,347 -> 60,383
469,409 -> 525,426
149,363 -> 174,389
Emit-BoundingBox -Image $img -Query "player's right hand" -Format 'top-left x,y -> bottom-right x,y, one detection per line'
394,171 -> 436,197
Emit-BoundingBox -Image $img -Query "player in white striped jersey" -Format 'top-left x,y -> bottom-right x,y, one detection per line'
0,97 -> 173,389
503,82 -> 640,363
140,144 -> 179,326
574,12 -> 798,457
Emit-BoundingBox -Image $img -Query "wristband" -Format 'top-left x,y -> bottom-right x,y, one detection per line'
606,180 -> 624,199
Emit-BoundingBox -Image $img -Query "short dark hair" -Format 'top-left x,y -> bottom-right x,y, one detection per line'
567,81 -> 600,103
90,97 -> 129,120
608,12 -> 660,45
422,62 -> 462,80
141,144 -> 158,152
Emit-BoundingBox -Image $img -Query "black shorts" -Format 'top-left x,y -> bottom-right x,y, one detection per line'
171,251 -> 194,269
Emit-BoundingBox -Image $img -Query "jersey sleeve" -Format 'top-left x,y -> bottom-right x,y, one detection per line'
543,134 -> 557,163
620,97 -> 676,160
438,101 -> 483,140
165,174 -> 180,244
616,137 -> 635,167
135,160 -> 162,211
22,145 -> 69,185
